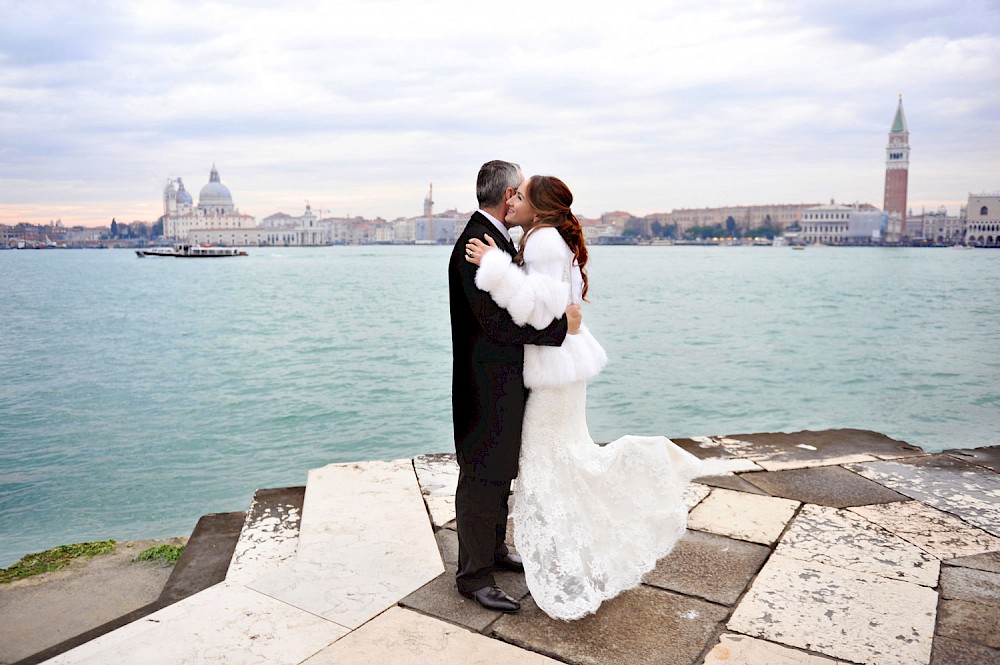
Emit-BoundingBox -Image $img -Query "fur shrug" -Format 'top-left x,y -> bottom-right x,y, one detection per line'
475,227 -> 608,389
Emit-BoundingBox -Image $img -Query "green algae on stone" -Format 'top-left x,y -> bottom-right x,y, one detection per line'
134,544 -> 184,566
0,540 -> 117,583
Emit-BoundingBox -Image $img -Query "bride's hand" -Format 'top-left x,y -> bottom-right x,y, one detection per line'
465,235 -> 497,265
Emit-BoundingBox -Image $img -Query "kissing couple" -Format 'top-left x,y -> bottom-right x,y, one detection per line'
448,160 -> 725,621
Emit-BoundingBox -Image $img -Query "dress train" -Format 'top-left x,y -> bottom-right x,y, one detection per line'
512,380 -> 721,621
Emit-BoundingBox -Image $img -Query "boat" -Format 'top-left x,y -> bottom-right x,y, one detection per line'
136,244 -> 248,258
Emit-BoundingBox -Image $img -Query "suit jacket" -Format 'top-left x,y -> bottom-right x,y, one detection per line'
449,212 -> 568,479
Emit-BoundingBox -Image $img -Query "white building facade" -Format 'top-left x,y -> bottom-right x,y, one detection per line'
965,191 -> 1000,247
800,202 -> 888,245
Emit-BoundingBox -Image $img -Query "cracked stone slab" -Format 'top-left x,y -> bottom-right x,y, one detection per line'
774,504 -> 939,586
939,566 -> 1000,604
943,445 -> 1000,473
742,466 -> 909,508
413,453 -> 459,527
493,585 -> 728,665
936,599 -> 1000,649
644,529 -> 770,605
46,581 -> 348,665
249,459 -> 444,629
848,455 -> 1000,537
302,606 -> 560,664
849,501 -> 1000,560
728,553 -> 937,665
226,486 -> 304,585
687,487 -> 800,545
704,634 -> 849,664
714,429 -> 923,471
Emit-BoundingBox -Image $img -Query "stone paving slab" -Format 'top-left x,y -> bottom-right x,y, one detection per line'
46,581 -> 348,664
398,562 -> 529,634
413,453 -> 459,528
226,486 -> 303,585
774,504 -> 940,586
643,529 -> 770,605
728,553 -> 937,665
687,487 -> 800,545
704,634 -> 849,664
741,466 -> 909,508
943,445 -> 1000,473
493,585 -> 728,665
939,565 -> 1000,604
849,455 -> 1000,537
249,459 -> 444,629
848,500 -> 1000,560
435,526 -> 459,566
683,482 -> 711,509
936,599 -> 1000,649
694,472 -> 772,495
930,635 -> 1000,665
715,429 -> 923,471
302,606 -> 561,664
943,550 -> 1000,574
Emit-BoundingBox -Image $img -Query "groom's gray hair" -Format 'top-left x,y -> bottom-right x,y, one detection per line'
477,160 -> 523,208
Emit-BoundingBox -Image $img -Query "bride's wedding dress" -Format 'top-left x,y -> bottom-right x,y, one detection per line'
475,227 -> 722,621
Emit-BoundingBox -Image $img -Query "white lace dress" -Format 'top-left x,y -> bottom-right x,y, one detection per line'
475,228 -> 722,621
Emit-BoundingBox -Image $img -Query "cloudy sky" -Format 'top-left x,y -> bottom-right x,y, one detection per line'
1,0 -> 998,227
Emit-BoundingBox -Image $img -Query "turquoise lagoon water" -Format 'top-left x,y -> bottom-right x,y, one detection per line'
1,245 -> 998,566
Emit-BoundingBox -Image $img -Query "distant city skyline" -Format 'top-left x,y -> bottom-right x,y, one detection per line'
1,0 -> 998,228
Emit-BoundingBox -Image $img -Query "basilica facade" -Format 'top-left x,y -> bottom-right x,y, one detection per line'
161,165 -> 257,240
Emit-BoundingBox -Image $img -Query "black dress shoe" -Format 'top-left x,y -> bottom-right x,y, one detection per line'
460,585 -> 521,612
494,552 -> 524,573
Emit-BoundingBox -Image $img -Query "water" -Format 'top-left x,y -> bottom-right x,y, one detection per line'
1,245 -> 997,567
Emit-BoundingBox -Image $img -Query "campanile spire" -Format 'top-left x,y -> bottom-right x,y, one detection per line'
883,95 -> 910,240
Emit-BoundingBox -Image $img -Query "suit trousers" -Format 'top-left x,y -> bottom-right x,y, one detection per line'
455,471 -> 512,595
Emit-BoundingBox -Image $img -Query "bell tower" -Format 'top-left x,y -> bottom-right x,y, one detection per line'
883,95 -> 910,238
424,183 -> 434,243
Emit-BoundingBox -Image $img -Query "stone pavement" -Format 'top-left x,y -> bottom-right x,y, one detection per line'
34,429 -> 1000,664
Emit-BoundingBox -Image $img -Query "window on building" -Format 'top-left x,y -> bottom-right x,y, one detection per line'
981,206 -> 989,216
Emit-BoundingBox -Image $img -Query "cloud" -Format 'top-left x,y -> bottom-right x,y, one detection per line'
0,0 -> 998,225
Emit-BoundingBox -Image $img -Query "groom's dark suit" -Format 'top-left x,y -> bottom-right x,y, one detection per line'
449,211 -> 567,595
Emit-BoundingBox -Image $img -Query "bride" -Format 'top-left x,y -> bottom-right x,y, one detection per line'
465,175 -> 723,621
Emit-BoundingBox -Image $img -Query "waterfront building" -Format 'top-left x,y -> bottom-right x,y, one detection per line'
645,203 -> 818,237
964,191 -> 1000,247
415,210 -> 464,244
800,201 -> 887,245
883,96 -> 910,242
162,166 -> 256,241
190,203 -> 333,247
392,217 -> 416,244
907,206 -> 965,245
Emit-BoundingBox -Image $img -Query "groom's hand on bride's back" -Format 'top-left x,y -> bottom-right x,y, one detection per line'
566,304 -> 581,335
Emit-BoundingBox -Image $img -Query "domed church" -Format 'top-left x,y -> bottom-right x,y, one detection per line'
162,165 -> 256,241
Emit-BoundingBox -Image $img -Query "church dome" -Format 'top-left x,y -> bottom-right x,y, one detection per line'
176,178 -> 193,205
198,165 -> 234,208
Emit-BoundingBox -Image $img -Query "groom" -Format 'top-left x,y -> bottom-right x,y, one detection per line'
448,160 -> 580,612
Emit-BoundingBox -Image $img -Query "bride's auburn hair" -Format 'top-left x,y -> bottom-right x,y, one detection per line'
516,175 -> 589,300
